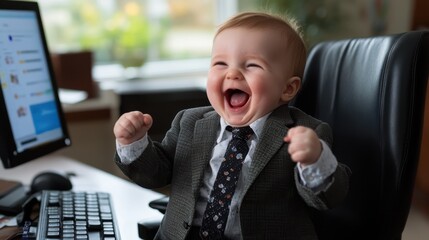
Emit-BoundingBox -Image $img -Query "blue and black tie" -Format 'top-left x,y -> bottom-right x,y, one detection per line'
200,126 -> 254,239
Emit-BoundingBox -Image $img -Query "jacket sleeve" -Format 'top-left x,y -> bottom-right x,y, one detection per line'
115,109 -> 186,189
294,121 -> 352,210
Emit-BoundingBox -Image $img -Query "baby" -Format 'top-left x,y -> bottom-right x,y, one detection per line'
114,11 -> 350,240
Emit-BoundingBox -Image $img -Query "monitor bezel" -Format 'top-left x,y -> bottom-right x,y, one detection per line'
0,0 -> 71,169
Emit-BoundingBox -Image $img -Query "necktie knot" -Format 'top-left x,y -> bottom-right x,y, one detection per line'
227,126 -> 254,141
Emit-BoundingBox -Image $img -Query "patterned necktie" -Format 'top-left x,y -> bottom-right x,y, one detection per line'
200,126 -> 254,239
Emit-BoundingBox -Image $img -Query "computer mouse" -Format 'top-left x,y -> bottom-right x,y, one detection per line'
30,171 -> 73,194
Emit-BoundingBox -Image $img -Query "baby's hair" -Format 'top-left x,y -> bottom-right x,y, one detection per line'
215,12 -> 307,79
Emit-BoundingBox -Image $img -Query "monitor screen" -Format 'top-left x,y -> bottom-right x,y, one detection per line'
0,1 -> 71,169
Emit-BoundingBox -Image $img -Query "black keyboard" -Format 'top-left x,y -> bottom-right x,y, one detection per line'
36,191 -> 121,240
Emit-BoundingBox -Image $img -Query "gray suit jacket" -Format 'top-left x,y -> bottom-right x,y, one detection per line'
116,104 -> 351,240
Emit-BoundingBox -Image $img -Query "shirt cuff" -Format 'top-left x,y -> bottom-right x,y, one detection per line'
116,134 -> 148,165
297,140 -> 338,189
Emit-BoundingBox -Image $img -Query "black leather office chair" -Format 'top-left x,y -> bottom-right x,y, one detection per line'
292,30 -> 429,240
140,31 -> 429,240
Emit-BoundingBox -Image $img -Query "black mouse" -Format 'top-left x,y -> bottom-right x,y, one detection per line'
30,171 -> 73,194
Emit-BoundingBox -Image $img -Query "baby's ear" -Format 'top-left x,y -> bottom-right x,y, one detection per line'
281,76 -> 301,102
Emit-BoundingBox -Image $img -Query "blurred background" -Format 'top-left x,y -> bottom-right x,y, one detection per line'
33,0 -> 414,81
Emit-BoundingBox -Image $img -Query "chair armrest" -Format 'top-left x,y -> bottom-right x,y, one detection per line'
138,219 -> 160,240
148,196 -> 169,214
137,196 -> 169,239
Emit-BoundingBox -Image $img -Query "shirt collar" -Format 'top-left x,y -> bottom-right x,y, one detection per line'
217,113 -> 271,144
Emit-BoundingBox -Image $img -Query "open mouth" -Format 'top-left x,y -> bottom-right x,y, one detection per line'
225,89 -> 250,108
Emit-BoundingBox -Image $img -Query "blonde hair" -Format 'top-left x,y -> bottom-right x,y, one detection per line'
215,12 -> 307,79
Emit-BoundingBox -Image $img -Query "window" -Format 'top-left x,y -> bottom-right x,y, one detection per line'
38,0 -> 221,64
30,0 -> 241,80
27,0 -> 350,81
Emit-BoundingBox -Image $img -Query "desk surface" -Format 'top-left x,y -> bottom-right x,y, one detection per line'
0,155 -> 164,240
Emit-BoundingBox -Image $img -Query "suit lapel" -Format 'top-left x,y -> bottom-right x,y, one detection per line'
242,105 -> 295,195
191,113 -> 220,196
189,105 -> 296,198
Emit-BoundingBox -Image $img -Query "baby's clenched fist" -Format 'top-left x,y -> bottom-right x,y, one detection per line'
113,111 -> 153,145
283,126 -> 322,167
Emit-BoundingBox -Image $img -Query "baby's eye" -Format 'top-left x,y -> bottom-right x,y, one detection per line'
213,61 -> 227,66
247,63 -> 262,68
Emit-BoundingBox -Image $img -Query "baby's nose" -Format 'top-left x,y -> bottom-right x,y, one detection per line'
226,69 -> 244,80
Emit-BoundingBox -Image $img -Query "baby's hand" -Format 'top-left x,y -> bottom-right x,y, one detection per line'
113,111 -> 153,145
283,126 -> 322,167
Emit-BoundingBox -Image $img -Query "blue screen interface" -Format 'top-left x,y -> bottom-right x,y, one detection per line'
0,10 -> 64,153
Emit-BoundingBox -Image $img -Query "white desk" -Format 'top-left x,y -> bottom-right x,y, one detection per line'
0,155 -> 164,240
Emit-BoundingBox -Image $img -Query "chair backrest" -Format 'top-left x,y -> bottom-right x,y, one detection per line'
292,31 -> 429,240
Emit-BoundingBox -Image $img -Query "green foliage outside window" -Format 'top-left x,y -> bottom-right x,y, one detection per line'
34,0 -> 344,69
40,0 -> 158,67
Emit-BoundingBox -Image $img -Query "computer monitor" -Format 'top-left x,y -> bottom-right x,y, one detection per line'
0,0 -> 71,169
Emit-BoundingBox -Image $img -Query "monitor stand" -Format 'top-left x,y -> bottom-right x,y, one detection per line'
0,179 -> 28,215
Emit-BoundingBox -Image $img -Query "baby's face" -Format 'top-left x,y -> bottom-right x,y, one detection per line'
207,27 -> 298,126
